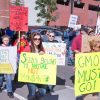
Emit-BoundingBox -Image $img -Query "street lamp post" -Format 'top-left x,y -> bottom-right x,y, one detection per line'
70,0 -> 74,14
64,0 -> 81,14
63,0 -> 74,14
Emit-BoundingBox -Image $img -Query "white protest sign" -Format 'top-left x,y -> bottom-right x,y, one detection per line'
74,24 -> 81,30
43,42 -> 66,66
68,15 -> 78,28
0,46 -> 17,74
95,16 -> 100,34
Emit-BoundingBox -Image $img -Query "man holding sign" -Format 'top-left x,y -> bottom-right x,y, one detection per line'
72,28 -> 89,100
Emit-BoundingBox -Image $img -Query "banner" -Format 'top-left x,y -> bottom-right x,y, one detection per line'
18,52 -> 57,85
43,42 -> 66,65
82,35 -> 100,52
0,46 -> 17,74
75,52 -> 100,96
95,16 -> 100,34
10,6 -> 28,31
68,14 -> 78,28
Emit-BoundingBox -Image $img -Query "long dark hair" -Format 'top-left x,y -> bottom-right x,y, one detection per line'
30,32 -> 44,52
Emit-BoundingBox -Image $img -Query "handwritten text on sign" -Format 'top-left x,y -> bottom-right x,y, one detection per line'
43,42 -> 66,65
0,46 -> 17,74
18,52 -> 57,85
75,52 -> 100,96
10,6 -> 28,31
68,14 -> 78,28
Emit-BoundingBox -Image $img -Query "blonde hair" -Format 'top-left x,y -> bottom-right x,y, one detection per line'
2,35 -> 10,40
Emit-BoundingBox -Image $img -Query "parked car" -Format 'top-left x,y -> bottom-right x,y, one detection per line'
31,26 -> 64,43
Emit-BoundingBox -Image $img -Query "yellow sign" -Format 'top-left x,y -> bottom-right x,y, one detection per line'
0,64 -> 14,74
18,52 -> 57,85
75,52 -> 100,96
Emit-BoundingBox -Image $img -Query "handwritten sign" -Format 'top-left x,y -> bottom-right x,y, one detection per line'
10,6 -> 28,31
95,16 -> 100,34
43,42 -> 66,65
68,14 -> 78,28
75,52 -> 100,96
18,52 -> 57,85
0,46 -> 17,74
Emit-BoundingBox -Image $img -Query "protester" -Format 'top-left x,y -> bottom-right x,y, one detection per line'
42,30 -> 50,42
0,35 -> 14,98
23,32 -> 47,100
67,28 -> 76,66
71,27 -> 89,100
46,31 -> 58,93
13,32 -> 29,54
48,31 -> 58,43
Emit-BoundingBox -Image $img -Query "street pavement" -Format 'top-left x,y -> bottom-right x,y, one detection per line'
0,59 -> 99,100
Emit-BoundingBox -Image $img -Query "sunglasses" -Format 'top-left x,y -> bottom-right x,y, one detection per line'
49,35 -> 55,37
34,38 -> 41,41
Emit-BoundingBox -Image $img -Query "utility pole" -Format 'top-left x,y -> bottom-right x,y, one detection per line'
70,0 -> 74,14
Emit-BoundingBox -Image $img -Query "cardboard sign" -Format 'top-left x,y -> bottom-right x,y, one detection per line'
68,15 -> 78,28
0,46 -> 17,74
43,42 -> 66,65
75,52 -> 100,96
81,35 -> 100,52
95,16 -> 100,34
10,6 -> 28,31
18,52 -> 57,85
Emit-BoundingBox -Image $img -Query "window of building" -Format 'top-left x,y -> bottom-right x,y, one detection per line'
93,0 -> 100,1
57,0 -> 70,6
88,4 -> 100,12
74,1 -> 84,9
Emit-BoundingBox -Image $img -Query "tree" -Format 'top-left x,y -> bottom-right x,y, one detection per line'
35,0 -> 57,26
11,0 -> 24,6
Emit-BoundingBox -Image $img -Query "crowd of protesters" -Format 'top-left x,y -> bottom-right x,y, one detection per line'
0,25 -> 99,100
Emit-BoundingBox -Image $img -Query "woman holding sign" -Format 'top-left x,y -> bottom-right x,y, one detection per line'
0,35 -> 14,98
23,32 -> 47,100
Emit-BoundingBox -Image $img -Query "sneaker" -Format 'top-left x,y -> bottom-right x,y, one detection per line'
7,92 -> 14,98
35,92 -> 42,100
0,87 -> 2,93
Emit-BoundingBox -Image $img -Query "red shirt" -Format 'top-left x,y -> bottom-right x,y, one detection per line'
13,38 -> 29,54
71,34 -> 82,52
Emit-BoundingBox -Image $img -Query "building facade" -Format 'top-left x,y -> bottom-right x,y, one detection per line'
0,0 -> 100,28
0,0 -> 10,28
49,0 -> 100,27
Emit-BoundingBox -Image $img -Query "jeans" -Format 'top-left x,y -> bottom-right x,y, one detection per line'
0,74 -> 13,92
27,83 -> 46,98
67,47 -> 74,65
